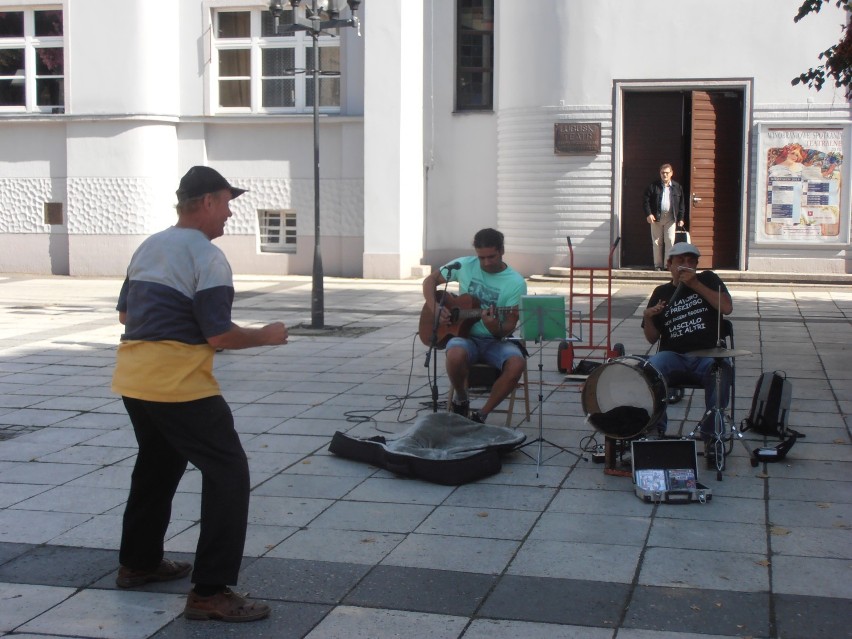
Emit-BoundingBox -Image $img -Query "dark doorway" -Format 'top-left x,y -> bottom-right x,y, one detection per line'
621,89 -> 743,269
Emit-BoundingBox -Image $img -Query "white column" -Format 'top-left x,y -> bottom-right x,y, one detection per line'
64,0 -> 180,275
362,0 -> 425,279
70,0 -> 179,115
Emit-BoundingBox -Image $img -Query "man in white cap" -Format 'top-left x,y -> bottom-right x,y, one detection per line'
112,166 -> 288,622
641,242 -> 733,437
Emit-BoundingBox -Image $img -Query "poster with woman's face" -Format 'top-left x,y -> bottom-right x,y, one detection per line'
758,127 -> 844,243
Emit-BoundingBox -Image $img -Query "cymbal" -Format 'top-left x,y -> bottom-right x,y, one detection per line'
687,347 -> 752,358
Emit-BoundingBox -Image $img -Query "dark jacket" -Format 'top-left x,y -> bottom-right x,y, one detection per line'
643,179 -> 685,223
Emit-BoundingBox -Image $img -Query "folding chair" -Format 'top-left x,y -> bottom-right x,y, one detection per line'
447,342 -> 531,428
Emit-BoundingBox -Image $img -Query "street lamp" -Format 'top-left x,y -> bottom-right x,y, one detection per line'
269,0 -> 361,329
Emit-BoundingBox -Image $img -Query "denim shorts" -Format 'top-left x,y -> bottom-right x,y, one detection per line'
445,336 -> 524,370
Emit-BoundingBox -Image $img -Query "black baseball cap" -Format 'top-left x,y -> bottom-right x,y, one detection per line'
176,166 -> 247,203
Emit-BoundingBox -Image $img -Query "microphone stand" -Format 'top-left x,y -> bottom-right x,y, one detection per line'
668,281 -> 683,306
424,268 -> 454,413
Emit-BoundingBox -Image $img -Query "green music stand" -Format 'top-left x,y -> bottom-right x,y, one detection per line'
520,295 -> 567,342
518,295 -> 584,473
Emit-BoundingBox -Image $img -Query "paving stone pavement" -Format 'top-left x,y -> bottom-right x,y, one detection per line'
0,273 -> 850,639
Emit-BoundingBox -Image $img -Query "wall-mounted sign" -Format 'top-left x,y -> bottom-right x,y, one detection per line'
554,122 -> 601,155
756,125 -> 848,245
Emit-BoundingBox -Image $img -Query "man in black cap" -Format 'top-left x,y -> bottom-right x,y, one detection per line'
641,242 -> 733,437
112,166 -> 288,622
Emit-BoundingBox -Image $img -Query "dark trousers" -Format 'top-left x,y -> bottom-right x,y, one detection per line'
119,395 -> 250,586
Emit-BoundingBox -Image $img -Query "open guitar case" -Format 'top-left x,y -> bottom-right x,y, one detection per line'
329,412 -> 526,485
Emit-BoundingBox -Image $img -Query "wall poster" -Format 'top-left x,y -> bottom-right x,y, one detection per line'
757,126 -> 847,244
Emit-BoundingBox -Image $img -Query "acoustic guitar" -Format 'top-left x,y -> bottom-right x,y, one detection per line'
418,292 -> 516,348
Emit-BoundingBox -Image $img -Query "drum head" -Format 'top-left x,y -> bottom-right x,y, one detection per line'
581,357 -> 666,439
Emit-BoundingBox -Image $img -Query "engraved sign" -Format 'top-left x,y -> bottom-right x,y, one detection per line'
554,122 -> 601,155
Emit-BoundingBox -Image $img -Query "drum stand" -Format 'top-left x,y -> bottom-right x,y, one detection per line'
518,309 -> 585,476
688,354 -> 753,481
603,438 -> 633,477
684,288 -> 755,480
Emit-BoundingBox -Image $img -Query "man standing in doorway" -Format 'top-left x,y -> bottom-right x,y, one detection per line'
643,163 -> 686,270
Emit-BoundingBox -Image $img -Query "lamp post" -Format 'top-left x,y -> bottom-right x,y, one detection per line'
269,0 -> 361,329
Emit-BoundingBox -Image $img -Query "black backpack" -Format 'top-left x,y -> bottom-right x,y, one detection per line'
741,371 -> 803,439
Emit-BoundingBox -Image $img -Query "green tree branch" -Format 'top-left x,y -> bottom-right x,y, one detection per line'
792,0 -> 852,97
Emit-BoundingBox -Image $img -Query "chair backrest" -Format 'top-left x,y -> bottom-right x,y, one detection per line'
720,319 -> 734,348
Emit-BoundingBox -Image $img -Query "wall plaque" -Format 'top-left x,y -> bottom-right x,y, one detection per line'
554,122 -> 601,155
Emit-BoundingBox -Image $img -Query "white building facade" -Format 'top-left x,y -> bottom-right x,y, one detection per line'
0,0 -> 849,277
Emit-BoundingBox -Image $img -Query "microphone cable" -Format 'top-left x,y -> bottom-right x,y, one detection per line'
342,331 -> 444,433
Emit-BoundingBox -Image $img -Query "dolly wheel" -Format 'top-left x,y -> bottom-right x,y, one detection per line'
557,340 -> 573,373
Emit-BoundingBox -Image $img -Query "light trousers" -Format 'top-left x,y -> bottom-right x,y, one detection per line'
650,210 -> 676,268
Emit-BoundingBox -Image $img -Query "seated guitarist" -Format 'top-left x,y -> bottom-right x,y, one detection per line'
421,228 -> 527,423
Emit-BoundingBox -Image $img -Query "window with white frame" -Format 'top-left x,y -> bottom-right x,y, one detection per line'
213,7 -> 340,114
258,209 -> 296,253
0,8 -> 63,113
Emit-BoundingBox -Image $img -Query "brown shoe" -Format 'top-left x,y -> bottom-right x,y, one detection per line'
116,558 -> 192,588
184,588 -> 271,622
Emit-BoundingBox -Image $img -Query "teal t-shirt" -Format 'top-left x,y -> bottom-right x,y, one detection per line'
442,255 -> 527,338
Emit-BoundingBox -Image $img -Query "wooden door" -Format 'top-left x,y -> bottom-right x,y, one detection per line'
688,91 -> 743,268
621,93 -> 687,268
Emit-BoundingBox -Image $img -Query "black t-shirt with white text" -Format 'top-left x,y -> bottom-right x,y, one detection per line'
645,271 -> 729,354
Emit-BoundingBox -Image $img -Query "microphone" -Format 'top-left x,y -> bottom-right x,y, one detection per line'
443,261 -> 461,273
669,266 -> 695,306
668,281 -> 683,306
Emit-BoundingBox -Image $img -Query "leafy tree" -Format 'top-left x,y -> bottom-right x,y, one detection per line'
792,0 -> 852,97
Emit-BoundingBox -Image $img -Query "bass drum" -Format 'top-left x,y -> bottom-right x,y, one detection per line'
581,356 -> 667,439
